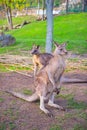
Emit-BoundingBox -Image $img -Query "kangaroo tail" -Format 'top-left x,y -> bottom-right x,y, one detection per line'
6,90 -> 39,102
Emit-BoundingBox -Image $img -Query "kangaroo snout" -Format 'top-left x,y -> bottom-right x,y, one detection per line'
65,51 -> 68,54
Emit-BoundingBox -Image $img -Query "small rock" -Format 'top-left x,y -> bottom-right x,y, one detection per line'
0,32 -> 16,47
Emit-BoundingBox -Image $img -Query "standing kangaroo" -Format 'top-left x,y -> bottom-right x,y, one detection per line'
31,45 -> 53,76
7,42 -> 68,117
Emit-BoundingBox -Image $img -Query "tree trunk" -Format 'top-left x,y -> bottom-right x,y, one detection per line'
5,4 -> 13,30
45,0 -> 54,53
82,0 -> 87,11
42,0 -> 45,20
37,0 -> 40,16
66,0 -> 69,13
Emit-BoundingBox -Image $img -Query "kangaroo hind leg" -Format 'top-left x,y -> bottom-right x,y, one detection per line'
39,96 -> 53,117
48,93 -> 65,110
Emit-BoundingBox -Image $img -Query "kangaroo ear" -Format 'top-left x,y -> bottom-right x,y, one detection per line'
53,40 -> 59,47
62,41 -> 68,47
62,43 -> 66,47
63,41 -> 69,46
36,45 -> 40,49
32,43 -> 36,48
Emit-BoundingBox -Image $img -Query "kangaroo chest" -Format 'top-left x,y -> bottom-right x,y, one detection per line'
33,55 -> 41,66
52,56 -> 66,82
52,56 -> 65,73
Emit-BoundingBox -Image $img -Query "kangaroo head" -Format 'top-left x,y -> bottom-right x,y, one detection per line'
31,44 -> 40,54
53,41 -> 68,56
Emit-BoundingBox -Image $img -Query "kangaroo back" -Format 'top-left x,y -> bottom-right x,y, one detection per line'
30,44 -> 53,76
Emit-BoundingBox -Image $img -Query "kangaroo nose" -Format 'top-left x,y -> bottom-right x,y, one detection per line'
65,51 -> 68,54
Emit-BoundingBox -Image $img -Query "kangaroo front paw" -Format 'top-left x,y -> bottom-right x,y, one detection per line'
53,88 -> 60,95
59,106 -> 66,111
47,112 -> 53,118
56,90 -> 60,95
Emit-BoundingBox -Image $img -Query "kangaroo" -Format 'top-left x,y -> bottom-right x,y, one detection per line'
7,42 -> 68,117
30,44 -> 53,76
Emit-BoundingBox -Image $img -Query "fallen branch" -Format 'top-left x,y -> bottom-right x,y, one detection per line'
14,70 -> 33,78
5,68 -> 87,83
6,68 -> 33,78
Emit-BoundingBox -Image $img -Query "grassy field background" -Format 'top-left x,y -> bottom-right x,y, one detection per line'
0,13 -> 87,54
0,13 -> 87,130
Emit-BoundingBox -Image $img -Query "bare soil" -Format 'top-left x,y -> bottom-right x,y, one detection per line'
0,54 -> 87,130
0,71 -> 87,130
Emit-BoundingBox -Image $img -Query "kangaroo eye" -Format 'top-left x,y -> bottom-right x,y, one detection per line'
34,50 -> 37,52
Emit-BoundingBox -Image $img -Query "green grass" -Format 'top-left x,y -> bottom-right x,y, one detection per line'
0,63 -> 9,72
0,98 -> 4,102
73,124 -> 87,130
0,122 -> 6,130
0,15 -> 36,27
67,98 -> 87,109
0,63 -> 32,72
54,13 -> 87,54
0,122 -> 16,130
22,89 -> 33,95
57,93 -> 87,109
50,125 -> 62,130
0,13 -> 87,54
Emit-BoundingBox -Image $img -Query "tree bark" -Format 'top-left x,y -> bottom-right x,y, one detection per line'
45,0 -> 54,53
66,0 -> 69,13
37,0 -> 40,16
82,0 -> 87,11
4,3 -> 13,30
42,0 -> 45,20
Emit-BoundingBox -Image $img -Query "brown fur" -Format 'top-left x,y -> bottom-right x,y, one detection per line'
7,42 -> 68,117
30,45 -> 53,76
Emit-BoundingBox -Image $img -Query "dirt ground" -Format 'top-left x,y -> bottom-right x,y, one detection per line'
0,54 -> 87,130
0,71 -> 87,130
